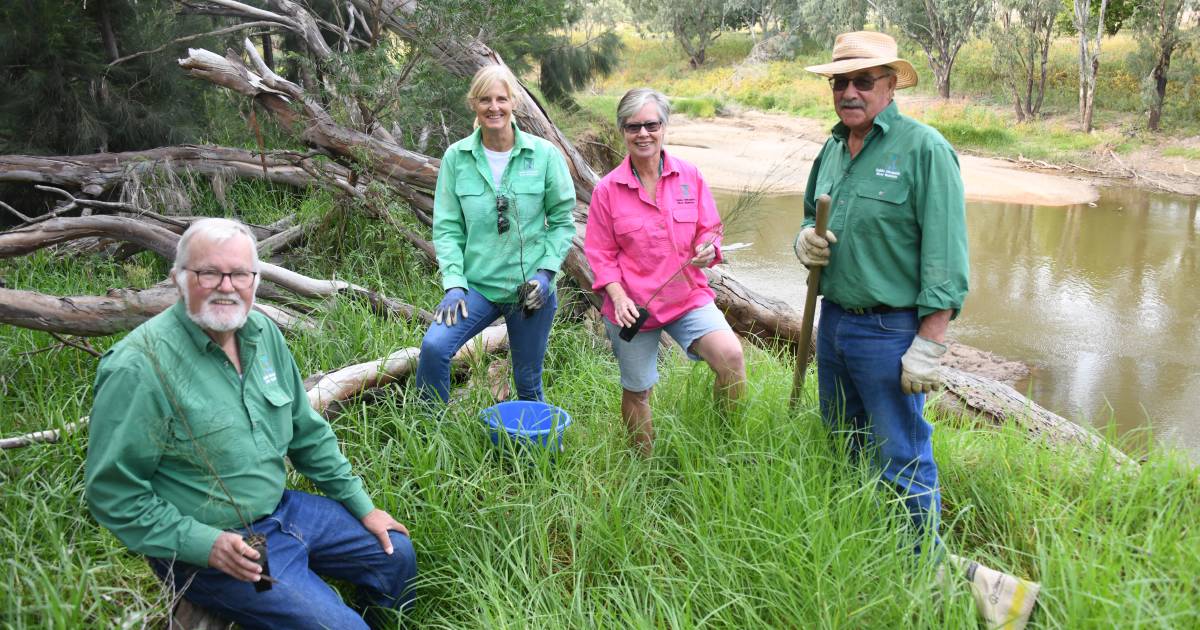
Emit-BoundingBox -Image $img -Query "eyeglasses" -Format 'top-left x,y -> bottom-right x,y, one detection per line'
186,268 -> 258,289
496,195 -> 510,234
621,120 -> 662,134
829,73 -> 891,92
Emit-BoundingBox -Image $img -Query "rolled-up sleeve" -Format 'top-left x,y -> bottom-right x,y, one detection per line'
914,143 -> 969,319
584,182 -> 623,290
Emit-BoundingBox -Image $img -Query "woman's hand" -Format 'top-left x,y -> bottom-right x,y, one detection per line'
690,241 -> 716,267
605,283 -> 641,327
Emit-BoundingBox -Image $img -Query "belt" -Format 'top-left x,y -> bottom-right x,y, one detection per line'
832,302 -> 916,315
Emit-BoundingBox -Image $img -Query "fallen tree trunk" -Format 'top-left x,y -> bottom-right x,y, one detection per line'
0,146 -> 359,199
179,44 -> 807,351
936,367 -> 1135,466
0,286 -> 316,336
306,324 -> 509,414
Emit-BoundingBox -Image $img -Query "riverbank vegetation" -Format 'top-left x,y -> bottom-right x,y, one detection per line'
579,31 -> 1199,166
3,186 -> 1199,627
2,1 -> 1199,627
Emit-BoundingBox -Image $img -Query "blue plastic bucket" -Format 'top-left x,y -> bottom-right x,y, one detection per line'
479,401 -> 572,452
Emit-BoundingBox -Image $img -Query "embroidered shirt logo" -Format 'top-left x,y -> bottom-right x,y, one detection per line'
259,354 -> 277,385
676,183 -> 697,206
518,156 -> 537,177
875,154 -> 901,179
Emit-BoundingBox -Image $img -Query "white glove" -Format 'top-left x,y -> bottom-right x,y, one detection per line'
793,227 -> 838,267
900,336 -> 947,394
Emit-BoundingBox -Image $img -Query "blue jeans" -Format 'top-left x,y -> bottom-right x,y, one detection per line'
150,490 -> 417,630
416,287 -> 558,403
816,301 -> 941,547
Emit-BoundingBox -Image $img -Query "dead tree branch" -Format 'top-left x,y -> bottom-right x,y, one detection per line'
1,418 -> 90,450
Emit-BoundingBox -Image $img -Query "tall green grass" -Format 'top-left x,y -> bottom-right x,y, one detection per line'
3,185 -> 1199,627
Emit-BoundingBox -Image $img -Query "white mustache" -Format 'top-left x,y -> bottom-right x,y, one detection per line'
838,99 -> 866,109
204,291 -> 244,308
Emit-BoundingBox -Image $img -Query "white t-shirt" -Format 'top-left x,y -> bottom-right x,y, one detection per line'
483,147 -> 512,189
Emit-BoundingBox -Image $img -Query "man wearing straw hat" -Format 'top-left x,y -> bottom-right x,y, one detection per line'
795,31 -> 1040,629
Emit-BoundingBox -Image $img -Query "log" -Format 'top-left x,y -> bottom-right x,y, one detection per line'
0,418 -> 88,449
179,45 -> 807,351
0,146 -> 359,199
0,216 -> 424,311
936,367 -> 1135,467
306,324 -> 509,414
0,286 -> 316,336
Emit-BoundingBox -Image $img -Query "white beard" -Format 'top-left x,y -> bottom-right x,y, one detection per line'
178,280 -> 252,332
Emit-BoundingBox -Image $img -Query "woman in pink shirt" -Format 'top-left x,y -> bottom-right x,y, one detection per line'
584,88 -> 746,456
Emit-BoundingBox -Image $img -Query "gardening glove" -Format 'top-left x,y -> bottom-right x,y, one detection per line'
522,269 -> 554,311
900,336 -> 947,394
434,288 -> 468,326
947,554 -> 1041,630
793,227 -> 838,267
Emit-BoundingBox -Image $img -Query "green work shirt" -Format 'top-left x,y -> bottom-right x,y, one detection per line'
84,302 -> 373,567
433,122 -> 577,302
802,101 -> 969,319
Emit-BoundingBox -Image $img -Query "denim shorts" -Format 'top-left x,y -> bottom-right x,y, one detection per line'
603,301 -> 731,392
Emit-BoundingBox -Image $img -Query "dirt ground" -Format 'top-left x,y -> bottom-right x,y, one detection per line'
666,107 -> 1104,206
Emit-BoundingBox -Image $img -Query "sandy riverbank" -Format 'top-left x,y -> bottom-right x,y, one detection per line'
666,109 -> 1102,207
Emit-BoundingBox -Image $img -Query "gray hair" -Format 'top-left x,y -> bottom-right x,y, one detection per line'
172,218 -> 260,273
616,88 -> 671,130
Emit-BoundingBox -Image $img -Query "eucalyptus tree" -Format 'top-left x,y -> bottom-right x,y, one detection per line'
624,0 -> 732,67
1072,0 -> 1111,132
784,0 -> 870,48
1132,0 -> 1197,130
988,0 -> 1062,121
869,0 -> 992,98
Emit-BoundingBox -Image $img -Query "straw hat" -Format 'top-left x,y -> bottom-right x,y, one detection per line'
804,31 -> 918,89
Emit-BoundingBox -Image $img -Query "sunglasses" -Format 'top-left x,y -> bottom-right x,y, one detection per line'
622,120 -> 662,134
496,195 -> 510,234
829,73 -> 891,92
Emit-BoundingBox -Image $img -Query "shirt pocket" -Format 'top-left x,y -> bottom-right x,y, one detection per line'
171,414 -> 238,469
454,177 -> 493,230
854,180 -> 913,237
510,176 -> 545,217
258,386 -> 295,457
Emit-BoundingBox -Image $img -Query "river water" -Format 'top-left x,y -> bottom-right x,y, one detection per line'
714,187 -> 1200,456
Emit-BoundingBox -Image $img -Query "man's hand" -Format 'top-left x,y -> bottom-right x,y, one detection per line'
361,508 -> 410,555
434,288 -> 468,326
793,227 -> 838,267
522,269 -> 554,311
208,531 -> 263,582
900,336 -> 947,394
690,241 -> 716,267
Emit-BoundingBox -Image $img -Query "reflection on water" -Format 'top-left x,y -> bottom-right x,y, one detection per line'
715,187 -> 1200,455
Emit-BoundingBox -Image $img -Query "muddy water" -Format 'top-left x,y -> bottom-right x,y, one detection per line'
714,187 -> 1200,455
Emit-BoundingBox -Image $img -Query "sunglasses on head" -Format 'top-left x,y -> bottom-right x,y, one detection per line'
622,120 -> 662,134
829,73 -> 891,92
496,195 -> 510,234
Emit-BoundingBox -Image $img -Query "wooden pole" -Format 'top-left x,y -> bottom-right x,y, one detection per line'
790,194 -> 831,407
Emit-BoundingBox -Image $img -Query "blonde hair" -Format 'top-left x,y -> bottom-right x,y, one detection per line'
465,65 -> 521,111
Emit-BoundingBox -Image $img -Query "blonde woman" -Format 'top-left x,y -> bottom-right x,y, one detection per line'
416,65 -> 577,403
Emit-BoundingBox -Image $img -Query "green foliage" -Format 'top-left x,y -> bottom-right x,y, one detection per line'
1055,0 -> 1143,36
876,0 -> 993,98
624,0 -> 735,67
988,0 -> 1062,120
0,0 -> 217,154
3,182 -> 1200,626
782,0 -> 870,49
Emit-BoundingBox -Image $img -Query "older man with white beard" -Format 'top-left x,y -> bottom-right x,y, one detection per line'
84,218 -> 417,629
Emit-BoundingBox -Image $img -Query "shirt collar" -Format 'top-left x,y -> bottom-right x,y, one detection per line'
458,120 -> 532,155
613,148 -> 681,189
169,300 -> 261,353
831,100 -> 899,141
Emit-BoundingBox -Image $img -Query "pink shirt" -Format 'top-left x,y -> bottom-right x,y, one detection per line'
584,151 -> 724,330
